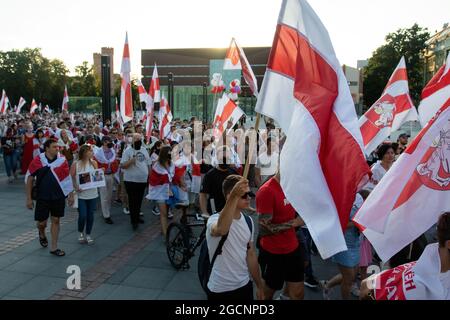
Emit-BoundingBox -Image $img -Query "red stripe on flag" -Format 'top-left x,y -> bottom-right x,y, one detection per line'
272,24 -> 370,231
421,65 -> 448,100
360,119 -> 381,146
393,94 -> 414,114
28,156 -> 44,175
384,68 -> 408,90
52,160 -> 70,181
267,24 -> 298,79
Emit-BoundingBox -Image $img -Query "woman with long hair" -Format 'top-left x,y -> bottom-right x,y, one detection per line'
147,145 -> 175,237
33,129 -> 47,158
58,129 -> 78,167
70,144 -> 98,245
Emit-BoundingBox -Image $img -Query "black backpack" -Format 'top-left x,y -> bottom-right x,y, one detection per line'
197,214 -> 253,293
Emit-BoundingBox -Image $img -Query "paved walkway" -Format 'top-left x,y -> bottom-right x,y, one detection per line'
0,173 -> 348,300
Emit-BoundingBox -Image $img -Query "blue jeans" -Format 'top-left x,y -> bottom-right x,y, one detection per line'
78,198 -> 97,235
297,228 -> 314,278
3,150 -> 19,177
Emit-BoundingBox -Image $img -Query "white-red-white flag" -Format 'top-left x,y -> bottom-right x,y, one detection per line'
148,64 -> 160,106
212,93 -> 244,139
0,90 -> 8,114
359,57 -> 418,155
159,93 -> 173,140
418,53 -> 450,127
354,97 -> 450,262
44,105 -> 51,113
115,97 -> 124,130
16,97 -> 26,114
120,32 -> 133,123
30,99 -> 38,115
223,38 -> 259,97
137,79 -> 149,107
255,0 -> 370,259
61,85 -> 69,112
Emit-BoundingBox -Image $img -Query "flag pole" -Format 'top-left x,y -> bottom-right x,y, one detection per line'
243,112 -> 260,179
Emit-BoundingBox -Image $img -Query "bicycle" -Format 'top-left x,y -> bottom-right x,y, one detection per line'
166,212 -> 209,270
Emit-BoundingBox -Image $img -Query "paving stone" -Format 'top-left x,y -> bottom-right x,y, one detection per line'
122,267 -> 176,290
0,271 -> 35,297
108,285 -> 161,300
7,276 -> 66,299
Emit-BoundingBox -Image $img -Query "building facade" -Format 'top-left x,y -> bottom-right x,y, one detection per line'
93,47 -> 114,91
424,24 -> 450,83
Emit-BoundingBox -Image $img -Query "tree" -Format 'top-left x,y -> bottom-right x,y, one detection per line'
68,61 -> 99,97
363,24 -> 430,108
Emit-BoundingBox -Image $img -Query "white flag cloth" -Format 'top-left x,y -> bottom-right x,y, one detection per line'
137,79 -> 150,107
359,57 -> 418,155
418,53 -> 450,127
223,38 -> 259,97
212,94 -> 244,139
30,99 -> 38,115
17,97 -> 26,114
120,32 -> 133,123
353,97 -> 450,262
255,0 -> 370,259
159,93 -> 173,140
61,85 -> 69,111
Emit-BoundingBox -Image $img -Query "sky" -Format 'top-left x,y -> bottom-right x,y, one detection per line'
1,0 -> 449,78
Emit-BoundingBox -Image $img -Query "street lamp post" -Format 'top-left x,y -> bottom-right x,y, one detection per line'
167,73 -> 174,118
202,82 -> 208,123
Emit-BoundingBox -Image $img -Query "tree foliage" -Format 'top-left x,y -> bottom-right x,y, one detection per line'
363,24 -> 430,108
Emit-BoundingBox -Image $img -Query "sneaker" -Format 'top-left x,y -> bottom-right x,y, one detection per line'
86,235 -> 94,245
152,207 -> 160,216
351,283 -> 360,297
139,211 -> 144,216
123,208 -> 130,215
304,276 -> 320,288
104,217 -> 114,224
8,176 -> 13,184
278,293 -> 290,300
320,280 -> 333,300
168,211 -> 174,219
78,233 -> 86,244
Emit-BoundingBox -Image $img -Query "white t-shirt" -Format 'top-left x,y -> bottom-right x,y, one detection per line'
75,161 -> 98,200
365,161 -> 387,191
120,146 -> 151,183
206,213 -> 254,293
256,151 -> 279,177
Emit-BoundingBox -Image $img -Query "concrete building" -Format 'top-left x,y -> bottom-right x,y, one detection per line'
93,47 -> 114,90
424,24 -> 450,83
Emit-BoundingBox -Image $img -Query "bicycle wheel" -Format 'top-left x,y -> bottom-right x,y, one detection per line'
166,222 -> 190,270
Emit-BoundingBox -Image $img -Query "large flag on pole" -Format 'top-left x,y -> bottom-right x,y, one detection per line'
148,64 -> 160,106
61,85 -> 69,112
30,99 -> 38,115
354,97 -> 450,262
159,93 -> 173,140
255,0 -> 370,259
418,53 -> 450,127
359,57 -> 418,155
17,97 -> 26,114
120,32 -> 133,123
115,98 -> 124,130
223,38 -> 259,97
212,93 -> 244,139
137,79 -> 149,107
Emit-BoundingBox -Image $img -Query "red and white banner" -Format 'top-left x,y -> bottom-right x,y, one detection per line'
25,153 -> 73,196
137,79 -> 149,107
212,94 -> 244,139
159,93 -> 173,140
114,97 -> 123,130
354,97 -> 450,261
44,105 -> 50,113
418,53 -> 450,127
16,97 -> 26,114
148,64 -> 160,106
223,38 -> 259,97
0,90 -> 8,114
61,85 -> 69,112
359,57 -> 418,155
255,0 -> 370,259
371,243 -> 448,300
30,99 -> 38,115
120,32 -> 133,123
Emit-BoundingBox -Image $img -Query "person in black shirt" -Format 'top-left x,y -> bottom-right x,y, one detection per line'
1,127 -> 19,183
25,139 -> 74,257
200,145 -> 238,215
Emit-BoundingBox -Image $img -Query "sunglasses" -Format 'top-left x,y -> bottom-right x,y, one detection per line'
241,192 -> 254,199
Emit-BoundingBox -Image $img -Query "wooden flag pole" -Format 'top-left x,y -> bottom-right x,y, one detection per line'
243,112 -> 261,179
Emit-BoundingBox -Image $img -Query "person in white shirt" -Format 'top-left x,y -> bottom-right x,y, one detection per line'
206,175 -> 264,300
365,144 -> 395,191
255,137 -> 279,187
120,133 -> 151,231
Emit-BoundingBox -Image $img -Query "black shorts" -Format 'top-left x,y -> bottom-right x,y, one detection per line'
258,245 -> 304,290
35,199 -> 66,222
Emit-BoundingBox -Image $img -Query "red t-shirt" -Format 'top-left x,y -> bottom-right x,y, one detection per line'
256,177 -> 298,254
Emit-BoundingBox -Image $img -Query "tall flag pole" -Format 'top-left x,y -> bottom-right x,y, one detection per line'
146,64 -> 160,142
255,0 -> 370,259
62,85 -> 69,112
120,32 -> 133,123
